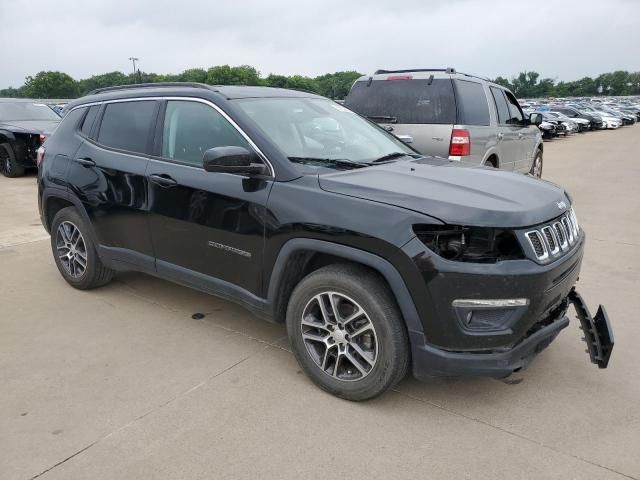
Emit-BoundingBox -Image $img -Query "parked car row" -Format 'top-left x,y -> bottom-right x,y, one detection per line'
519,97 -> 640,139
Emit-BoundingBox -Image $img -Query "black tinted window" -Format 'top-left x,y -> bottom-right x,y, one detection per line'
490,87 -> 510,125
80,105 -> 100,137
455,80 -> 490,126
162,101 -> 249,166
504,91 -> 524,124
345,79 -> 456,124
97,101 -> 156,153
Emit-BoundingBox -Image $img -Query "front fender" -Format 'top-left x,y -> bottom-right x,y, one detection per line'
266,238 -> 424,336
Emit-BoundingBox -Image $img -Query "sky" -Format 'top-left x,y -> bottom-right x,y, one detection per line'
1,0 -> 639,89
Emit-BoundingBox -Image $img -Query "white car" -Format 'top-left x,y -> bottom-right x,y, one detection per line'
600,116 -> 622,129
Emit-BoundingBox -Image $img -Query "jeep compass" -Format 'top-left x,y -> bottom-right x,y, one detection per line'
37,83 -> 613,400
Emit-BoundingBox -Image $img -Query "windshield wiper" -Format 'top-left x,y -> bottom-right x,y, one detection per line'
372,152 -> 412,163
288,156 -> 371,169
366,115 -> 398,124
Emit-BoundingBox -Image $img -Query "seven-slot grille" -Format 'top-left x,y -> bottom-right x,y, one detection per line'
525,208 -> 580,262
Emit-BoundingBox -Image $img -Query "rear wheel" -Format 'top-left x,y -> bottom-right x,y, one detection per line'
530,149 -> 543,178
0,143 -> 25,178
286,264 -> 409,401
50,207 -> 114,289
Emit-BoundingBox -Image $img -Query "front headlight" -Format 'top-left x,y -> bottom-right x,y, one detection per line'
413,225 -> 525,263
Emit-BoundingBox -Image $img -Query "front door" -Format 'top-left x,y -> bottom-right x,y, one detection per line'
146,99 -> 272,296
502,90 -> 532,173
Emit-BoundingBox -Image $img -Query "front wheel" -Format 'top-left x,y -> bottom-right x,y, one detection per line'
530,150 -> 543,178
286,264 -> 409,401
0,143 -> 25,178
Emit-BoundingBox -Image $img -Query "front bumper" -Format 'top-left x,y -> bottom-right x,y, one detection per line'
410,312 -> 569,381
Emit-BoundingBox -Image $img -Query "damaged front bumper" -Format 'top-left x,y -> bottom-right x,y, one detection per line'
410,288 -> 614,382
568,288 -> 614,368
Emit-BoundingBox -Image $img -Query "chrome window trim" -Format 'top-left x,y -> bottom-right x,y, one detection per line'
68,96 -> 275,178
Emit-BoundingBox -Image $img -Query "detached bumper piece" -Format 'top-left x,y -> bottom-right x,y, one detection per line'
568,288 -> 614,368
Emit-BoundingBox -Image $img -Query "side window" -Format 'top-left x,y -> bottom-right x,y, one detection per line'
161,100 -> 250,166
97,101 -> 157,154
490,87 -> 511,125
79,105 -> 100,137
504,91 -> 524,124
455,80 -> 490,126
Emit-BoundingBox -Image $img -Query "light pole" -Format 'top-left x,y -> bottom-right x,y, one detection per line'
128,57 -> 139,76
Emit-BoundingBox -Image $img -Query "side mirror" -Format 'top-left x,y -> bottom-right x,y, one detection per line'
203,146 -> 266,176
529,112 -> 543,126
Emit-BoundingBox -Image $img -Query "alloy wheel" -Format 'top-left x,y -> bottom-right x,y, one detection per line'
533,155 -> 542,177
56,221 -> 88,278
300,292 -> 378,381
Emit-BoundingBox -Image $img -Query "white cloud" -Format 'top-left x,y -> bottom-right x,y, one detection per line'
1,0 -> 638,88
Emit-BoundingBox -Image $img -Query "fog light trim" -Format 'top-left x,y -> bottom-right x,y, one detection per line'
452,299 -> 530,308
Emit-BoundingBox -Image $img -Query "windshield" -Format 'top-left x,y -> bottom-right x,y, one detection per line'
0,102 -> 60,121
235,97 -> 416,170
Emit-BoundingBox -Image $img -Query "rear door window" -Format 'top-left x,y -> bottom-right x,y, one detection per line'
345,78 -> 456,124
79,105 -> 100,137
96,101 -> 157,154
454,80 -> 490,126
490,87 -> 511,125
504,91 -> 524,124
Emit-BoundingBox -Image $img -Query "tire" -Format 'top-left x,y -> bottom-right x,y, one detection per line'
530,149 -> 543,178
50,207 -> 114,290
0,143 -> 25,178
286,264 -> 409,401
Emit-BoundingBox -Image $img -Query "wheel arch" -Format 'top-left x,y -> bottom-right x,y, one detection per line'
0,130 -> 17,144
266,239 -> 424,336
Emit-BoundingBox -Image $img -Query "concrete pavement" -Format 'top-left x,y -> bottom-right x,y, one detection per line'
1,126 -> 639,479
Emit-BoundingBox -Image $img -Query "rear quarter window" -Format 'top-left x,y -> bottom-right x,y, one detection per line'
345,78 -> 456,124
454,80 -> 490,126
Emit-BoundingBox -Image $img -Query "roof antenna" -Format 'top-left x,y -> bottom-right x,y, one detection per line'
366,76 -> 373,87
427,75 -> 434,85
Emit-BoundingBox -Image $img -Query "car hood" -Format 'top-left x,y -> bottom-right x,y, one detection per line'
0,120 -> 59,135
318,158 -> 569,228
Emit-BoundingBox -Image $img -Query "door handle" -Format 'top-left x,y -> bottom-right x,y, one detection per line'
149,174 -> 178,187
518,132 -> 524,139
75,157 -> 95,167
497,133 -> 504,141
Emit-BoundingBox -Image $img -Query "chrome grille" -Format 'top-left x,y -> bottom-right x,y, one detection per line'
525,208 -> 580,262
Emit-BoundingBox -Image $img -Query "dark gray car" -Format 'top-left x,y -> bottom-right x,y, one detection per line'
345,68 -> 544,177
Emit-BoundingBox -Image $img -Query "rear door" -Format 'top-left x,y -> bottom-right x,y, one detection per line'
344,77 -> 456,157
489,87 -> 518,171
70,99 -> 158,269
146,99 -> 272,296
503,90 -> 535,172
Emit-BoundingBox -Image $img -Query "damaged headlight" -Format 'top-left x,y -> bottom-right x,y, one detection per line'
413,225 -> 524,263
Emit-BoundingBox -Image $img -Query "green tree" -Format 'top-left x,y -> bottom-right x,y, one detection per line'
314,71 -> 362,99
179,68 -> 208,83
78,71 -> 129,94
22,71 -> 79,98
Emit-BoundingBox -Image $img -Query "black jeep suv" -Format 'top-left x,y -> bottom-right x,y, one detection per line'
0,99 -> 60,177
37,83 -> 613,400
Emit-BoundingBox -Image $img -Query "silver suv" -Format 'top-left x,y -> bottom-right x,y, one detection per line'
345,68 -> 544,176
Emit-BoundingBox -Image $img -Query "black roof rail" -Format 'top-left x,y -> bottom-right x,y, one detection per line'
88,82 -> 211,95
374,67 -> 457,75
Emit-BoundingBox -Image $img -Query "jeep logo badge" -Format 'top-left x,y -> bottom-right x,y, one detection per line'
556,201 -> 567,210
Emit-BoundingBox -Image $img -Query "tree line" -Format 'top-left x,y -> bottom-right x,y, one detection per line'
0,66 -> 362,100
1,65 -> 639,99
